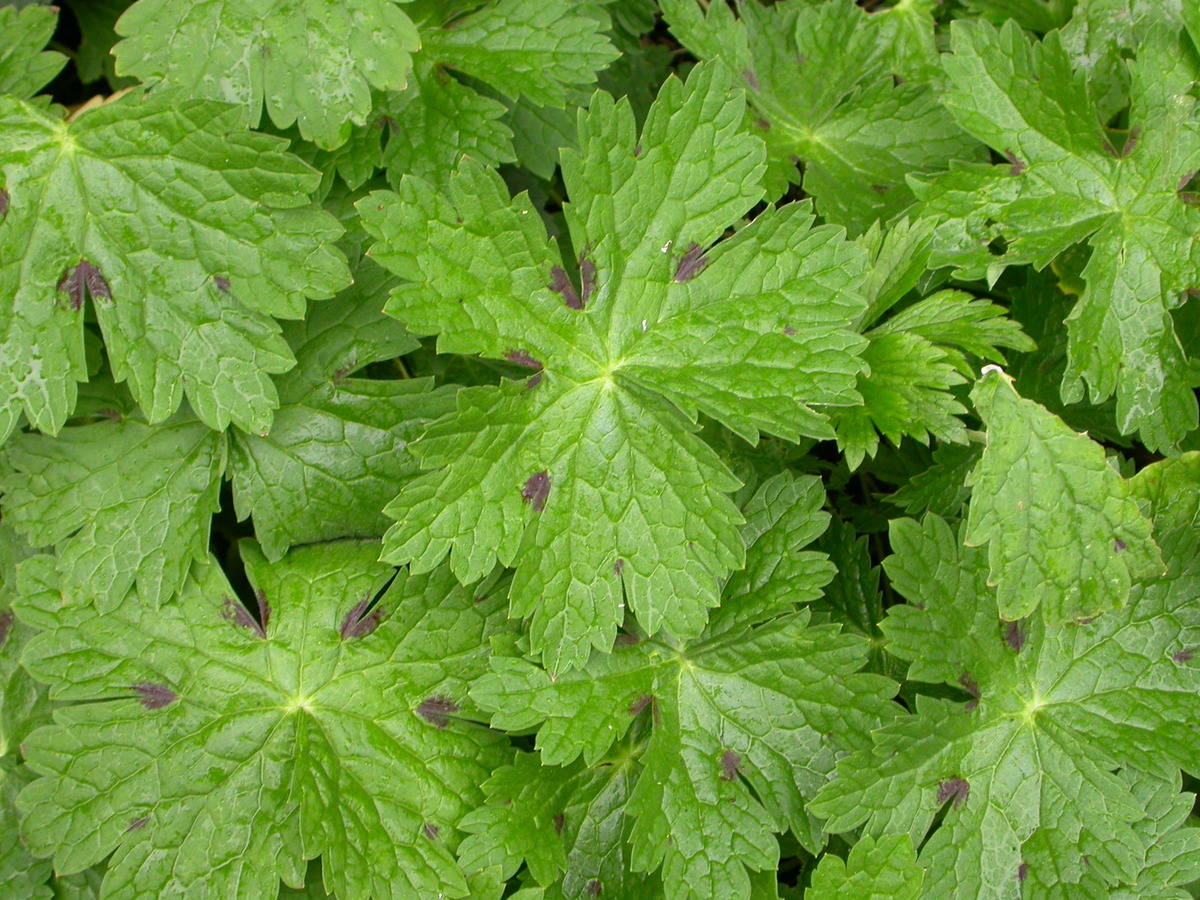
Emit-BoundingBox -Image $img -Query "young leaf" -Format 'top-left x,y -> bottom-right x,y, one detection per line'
966,367 -> 1162,623
359,64 -> 870,671
16,541 -> 511,900
0,5 -> 67,100
0,91 -> 350,441
915,23 -> 1200,450
812,459 -> 1200,898
661,0 -> 983,233
804,834 -> 923,900
112,0 -> 420,148
0,415 -> 227,612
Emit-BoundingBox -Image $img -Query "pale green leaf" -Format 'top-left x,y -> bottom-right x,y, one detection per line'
804,834 -> 923,900
0,5 -> 67,100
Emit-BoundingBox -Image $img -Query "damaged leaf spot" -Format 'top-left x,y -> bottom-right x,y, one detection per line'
754,116 -> 770,132
340,598 -> 385,640
132,682 -> 177,710
417,695 -> 460,729
587,879 -> 604,897
222,594 -> 267,639
0,609 -> 12,649
522,471 -> 551,512
936,777 -> 969,809
1004,620 -> 1027,653
525,371 -> 543,390
58,259 -> 112,311
741,69 -> 759,92
1113,537 -> 1126,553
549,265 -> 583,310
1018,863 -> 1028,882
1002,149 -> 1025,176
958,672 -> 980,710
614,557 -> 625,576
782,326 -> 796,336
870,184 -> 890,195
628,694 -> 654,717
423,823 -> 440,840
553,813 -> 565,834
504,349 -> 542,370
213,275 -> 231,293
674,243 -> 709,283
1120,127 -> 1141,158
0,188 -> 8,219
719,749 -> 741,781
579,252 -> 598,306
1173,649 -> 1194,664
126,814 -> 150,832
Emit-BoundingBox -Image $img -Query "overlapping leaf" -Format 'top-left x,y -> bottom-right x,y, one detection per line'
16,541 -> 511,900
661,0 -> 982,234
805,834 -> 923,900
0,5 -> 67,101
0,90 -> 349,441
915,22 -> 1200,450
359,64 -> 871,671
812,453 -> 1200,898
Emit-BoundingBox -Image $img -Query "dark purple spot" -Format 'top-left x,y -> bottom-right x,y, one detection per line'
424,822 -> 440,840
378,114 -> 399,134
417,695 -> 460,729
0,609 -> 12,649
579,252 -> 597,306
1120,128 -> 1141,158
754,116 -> 770,132
1004,621 -> 1027,653
587,879 -> 603,897
913,602 -> 925,611
1017,862 -> 1028,881
57,259 -> 111,311
332,365 -> 350,384
1076,616 -> 1096,626
553,813 -> 565,834
936,777 -> 969,809
525,372 -> 543,390
549,265 -> 583,310
633,144 -> 643,158
614,557 -> 625,577
958,673 -> 980,710
629,694 -> 654,717
504,349 -> 542,370
614,633 -> 640,648
674,243 -> 709,283
1002,149 -> 1025,176
522,471 -> 551,512
1113,538 -> 1127,553
870,184 -> 890,195
741,69 -> 759,92
782,326 -> 796,336
126,814 -> 150,832
132,682 -> 177,710
340,598 -> 385,640
455,217 -> 463,225
213,275 -> 231,293
1173,648 -> 1194,664
892,74 -> 905,86
719,749 -> 741,781
0,188 -> 8,219
1102,138 -> 1120,158
222,595 -> 266,639
1177,170 -> 1197,193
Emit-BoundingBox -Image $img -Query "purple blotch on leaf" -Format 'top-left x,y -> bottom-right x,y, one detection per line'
1004,621 -> 1027,653
741,69 -> 759,91
1178,170 -> 1197,193
1102,138 -> 1120,158
1121,127 -> 1141,157
58,260 -> 111,311
958,672 -> 981,710
629,694 -> 654,717
132,682 -> 177,710
782,326 -> 796,336
0,609 -> 13,650
755,116 -> 770,132
1173,648 -> 1194,664
553,813 -> 565,834
213,275 -> 231,293
504,349 -> 542,370
587,879 -> 604,897
579,252 -> 598,306
674,243 -> 709,283
614,557 -> 625,577
0,188 -> 8,219
126,814 -> 150,832
522,471 -> 551,512
525,371 -> 543,390
1113,537 -> 1127,553
936,777 -> 969,809
1002,149 -> 1025,176
340,598 -> 385,640
549,265 -> 583,310
719,749 -> 741,782
424,823 -> 439,840
222,595 -> 266,639
870,184 -> 890,195
417,695 -> 460,729
1018,863 -> 1028,881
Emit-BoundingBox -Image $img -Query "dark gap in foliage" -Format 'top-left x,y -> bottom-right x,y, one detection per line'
209,482 -> 259,622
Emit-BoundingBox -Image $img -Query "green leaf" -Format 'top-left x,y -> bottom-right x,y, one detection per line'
661,0 -> 983,233
0,524 -> 51,757
0,5 -> 67,100
16,542 -> 511,900
812,461 -> 1200,897
804,834 -> 923,900
359,64 -> 870,671
0,414 -> 226,611
0,91 -> 350,440
1,760 -> 51,900
66,0 -> 137,90
890,442 -> 979,519
229,274 -> 454,561
914,22 -> 1200,450
112,0 -> 420,148
965,367 -> 1162,623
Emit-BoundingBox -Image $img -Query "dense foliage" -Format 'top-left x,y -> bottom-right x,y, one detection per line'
2,1 -> 1200,898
